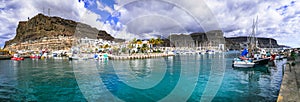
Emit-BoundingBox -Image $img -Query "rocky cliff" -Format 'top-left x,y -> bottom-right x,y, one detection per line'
4,13 -> 115,48
225,36 -> 280,50
163,32 -> 281,50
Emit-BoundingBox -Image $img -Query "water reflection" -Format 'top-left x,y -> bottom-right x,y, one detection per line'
233,66 -> 271,75
98,56 -> 181,102
228,59 -> 286,101
128,59 -> 152,78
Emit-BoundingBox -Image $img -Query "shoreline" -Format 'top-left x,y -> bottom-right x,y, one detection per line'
0,55 -> 12,60
0,55 -> 31,60
108,53 -> 175,60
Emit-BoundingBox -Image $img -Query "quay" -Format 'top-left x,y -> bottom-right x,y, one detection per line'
277,56 -> 300,102
108,53 -> 175,60
0,55 -> 12,60
0,55 -> 31,60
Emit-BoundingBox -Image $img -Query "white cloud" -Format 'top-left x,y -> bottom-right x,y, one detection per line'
0,0 -> 119,48
96,0 -> 114,14
115,0 -> 212,36
1,0 -> 299,48
0,0 -> 90,47
113,0 -> 300,47
203,0 -> 300,47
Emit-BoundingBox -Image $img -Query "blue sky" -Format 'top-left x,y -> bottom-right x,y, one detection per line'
0,0 -> 299,48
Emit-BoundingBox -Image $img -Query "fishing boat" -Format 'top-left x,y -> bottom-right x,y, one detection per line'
11,54 -> 24,61
233,16 -> 271,68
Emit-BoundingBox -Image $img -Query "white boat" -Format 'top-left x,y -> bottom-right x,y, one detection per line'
94,53 -> 109,60
69,54 -> 93,60
233,58 -> 255,68
206,50 -> 215,54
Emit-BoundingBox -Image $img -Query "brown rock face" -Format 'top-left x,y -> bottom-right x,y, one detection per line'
225,36 -> 281,50
4,13 -> 115,48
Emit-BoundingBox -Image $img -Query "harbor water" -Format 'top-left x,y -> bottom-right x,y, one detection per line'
0,53 -> 286,101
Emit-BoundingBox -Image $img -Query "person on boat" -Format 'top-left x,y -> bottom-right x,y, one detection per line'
239,48 -> 249,60
266,51 -> 271,57
260,49 -> 267,58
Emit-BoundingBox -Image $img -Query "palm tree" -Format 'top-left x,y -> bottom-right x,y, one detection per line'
103,44 -> 110,49
155,38 -> 164,47
149,38 -> 155,49
128,38 -> 138,54
131,38 -> 137,44
136,40 -> 142,45
141,44 -> 149,53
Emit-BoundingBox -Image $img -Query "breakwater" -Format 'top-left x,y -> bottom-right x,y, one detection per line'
0,55 -> 30,60
0,55 -> 12,60
108,53 -> 175,60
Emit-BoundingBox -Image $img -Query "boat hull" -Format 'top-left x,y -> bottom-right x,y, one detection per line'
253,58 -> 270,65
233,62 -> 255,68
11,57 -> 24,61
233,59 -> 255,68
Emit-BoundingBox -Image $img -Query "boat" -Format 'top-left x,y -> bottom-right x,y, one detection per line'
233,16 -> 271,68
233,58 -> 255,68
253,57 -> 270,65
94,53 -> 109,60
232,48 -> 255,68
30,54 -> 41,59
69,54 -> 94,60
206,50 -> 215,54
11,54 -> 24,61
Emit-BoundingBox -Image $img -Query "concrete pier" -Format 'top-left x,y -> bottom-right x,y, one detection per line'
277,56 -> 300,102
0,55 -> 12,60
108,53 -> 175,60
0,55 -> 30,60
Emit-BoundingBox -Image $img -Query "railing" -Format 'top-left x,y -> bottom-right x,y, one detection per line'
282,61 -> 296,76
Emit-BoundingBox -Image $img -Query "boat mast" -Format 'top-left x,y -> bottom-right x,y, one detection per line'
248,16 -> 258,57
255,16 -> 258,48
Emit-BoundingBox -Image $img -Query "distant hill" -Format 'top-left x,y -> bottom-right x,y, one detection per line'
162,33 -> 282,50
225,36 -> 281,50
4,13 -> 118,48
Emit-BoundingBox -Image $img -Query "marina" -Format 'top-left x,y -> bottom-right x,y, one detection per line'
0,0 -> 299,101
0,53 -> 288,101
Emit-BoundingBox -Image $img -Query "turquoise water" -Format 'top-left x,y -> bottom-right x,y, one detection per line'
0,53 -> 286,101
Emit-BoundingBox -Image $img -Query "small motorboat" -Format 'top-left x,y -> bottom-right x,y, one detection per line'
30,54 -> 41,59
232,48 -> 255,68
94,53 -> 109,60
11,54 -> 24,61
206,50 -> 215,54
69,54 -> 93,60
233,58 -> 255,68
